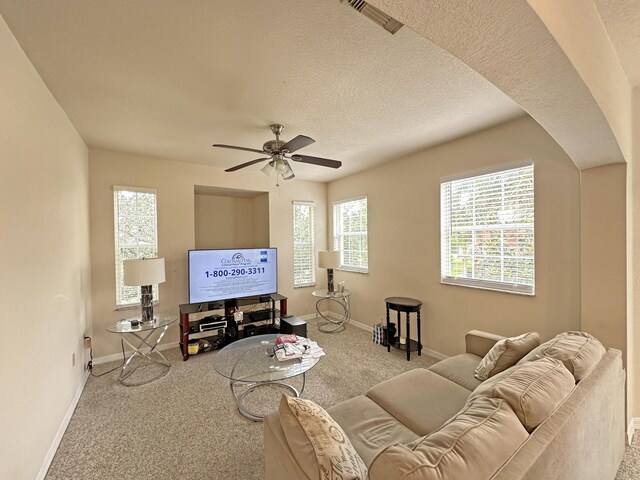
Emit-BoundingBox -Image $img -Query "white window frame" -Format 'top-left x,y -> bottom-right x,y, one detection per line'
440,162 -> 534,295
113,186 -> 159,308
293,201 -> 316,288
333,195 -> 368,273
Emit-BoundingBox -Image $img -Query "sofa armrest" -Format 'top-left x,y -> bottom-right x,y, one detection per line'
465,330 -> 505,358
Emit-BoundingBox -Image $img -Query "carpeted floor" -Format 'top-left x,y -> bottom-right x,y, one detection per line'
45,322 -> 440,479
46,322 -> 640,479
616,435 -> 640,479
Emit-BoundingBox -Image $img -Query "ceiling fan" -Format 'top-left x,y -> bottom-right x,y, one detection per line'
213,124 -> 342,181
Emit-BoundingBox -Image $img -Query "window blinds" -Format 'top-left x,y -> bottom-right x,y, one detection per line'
293,201 -> 316,287
113,186 -> 159,306
333,196 -> 368,273
440,163 -> 534,295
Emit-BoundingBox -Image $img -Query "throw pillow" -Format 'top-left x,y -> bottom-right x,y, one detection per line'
279,395 -> 368,480
517,331 -> 606,382
474,331 -> 541,381
367,397 -> 528,480
469,357 -> 575,432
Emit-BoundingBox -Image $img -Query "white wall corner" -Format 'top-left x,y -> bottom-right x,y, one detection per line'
627,417 -> 640,445
36,370 -> 90,480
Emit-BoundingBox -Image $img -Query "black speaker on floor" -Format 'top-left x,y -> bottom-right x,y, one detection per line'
280,316 -> 307,337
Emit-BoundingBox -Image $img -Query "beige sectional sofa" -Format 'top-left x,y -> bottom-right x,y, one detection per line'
264,330 -> 625,480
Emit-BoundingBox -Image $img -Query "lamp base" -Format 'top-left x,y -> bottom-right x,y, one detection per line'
140,285 -> 154,322
327,268 -> 335,293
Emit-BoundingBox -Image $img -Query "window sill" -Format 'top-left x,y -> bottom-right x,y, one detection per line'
440,279 -> 534,296
336,268 -> 368,275
115,300 -> 160,311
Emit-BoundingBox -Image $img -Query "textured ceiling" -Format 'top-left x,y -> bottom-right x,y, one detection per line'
0,0 -> 523,182
368,0 -> 625,169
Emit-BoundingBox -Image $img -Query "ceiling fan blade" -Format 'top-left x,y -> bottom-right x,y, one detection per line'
225,158 -> 270,172
282,159 -> 295,180
291,154 -> 342,169
213,144 -> 265,154
281,135 -> 315,154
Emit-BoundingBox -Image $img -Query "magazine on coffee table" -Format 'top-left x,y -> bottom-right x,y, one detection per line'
274,337 -> 325,361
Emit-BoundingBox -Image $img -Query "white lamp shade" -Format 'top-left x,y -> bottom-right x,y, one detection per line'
123,257 -> 166,286
318,251 -> 339,269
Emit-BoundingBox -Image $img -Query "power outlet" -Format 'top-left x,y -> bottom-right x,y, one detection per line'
72,352 -> 76,367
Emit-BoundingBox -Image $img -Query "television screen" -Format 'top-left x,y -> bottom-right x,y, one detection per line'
188,248 -> 278,304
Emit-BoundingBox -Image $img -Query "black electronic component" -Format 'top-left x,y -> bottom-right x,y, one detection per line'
280,316 -> 307,337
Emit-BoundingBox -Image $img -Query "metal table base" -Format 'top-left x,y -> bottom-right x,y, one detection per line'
313,289 -> 351,333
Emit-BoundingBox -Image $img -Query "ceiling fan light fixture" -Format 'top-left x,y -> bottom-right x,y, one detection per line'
261,161 -> 275,177
214,124 -> 341,178
281,160 -> 295,180
274,158 -> 288,175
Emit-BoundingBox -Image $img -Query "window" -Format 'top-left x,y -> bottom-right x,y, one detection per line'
113,186 -> 159,307
440,163 -> 534,295
333,196 -> 368,273
293,201 -> 316,287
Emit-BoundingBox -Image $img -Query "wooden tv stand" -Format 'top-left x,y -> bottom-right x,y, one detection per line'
179,293 -> 287,361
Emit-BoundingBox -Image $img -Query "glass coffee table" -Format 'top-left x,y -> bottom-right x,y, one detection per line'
213,334 -> 321,421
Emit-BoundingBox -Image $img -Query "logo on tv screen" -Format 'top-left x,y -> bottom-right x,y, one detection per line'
221,253 -> 251,265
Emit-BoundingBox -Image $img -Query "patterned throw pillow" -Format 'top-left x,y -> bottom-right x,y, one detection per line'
474,331 -> 541,381
280,395 -> 368,480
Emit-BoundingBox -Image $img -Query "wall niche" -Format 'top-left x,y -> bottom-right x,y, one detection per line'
194,185 -> 269,249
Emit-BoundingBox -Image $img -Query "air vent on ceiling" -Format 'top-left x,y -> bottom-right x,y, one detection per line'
346,0 -> 403,34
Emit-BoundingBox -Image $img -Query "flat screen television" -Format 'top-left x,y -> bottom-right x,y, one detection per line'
188,248 -> 278,304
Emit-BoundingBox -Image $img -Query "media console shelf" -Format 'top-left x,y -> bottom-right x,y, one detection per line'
179,293 -> 288,360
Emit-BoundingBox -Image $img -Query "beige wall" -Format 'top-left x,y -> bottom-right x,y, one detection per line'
253,192 -> 270,247
514,0 -> 640,430
630,87 -> 640,420
0,16 -> 90,480
327,116 -> 581,356
89,149 -> 327,357
581,164 -> 627,361
194,193 -> 269,249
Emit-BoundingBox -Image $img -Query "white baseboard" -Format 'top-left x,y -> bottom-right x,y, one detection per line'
92,341 -> 180,365
36,370 -> 89,480
627,417 -> 640,445
300,311 -> 448,360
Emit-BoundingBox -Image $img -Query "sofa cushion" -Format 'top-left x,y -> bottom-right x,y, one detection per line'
366,368 -> 471,436
279,395 -> 368,480
469,357 -> 575,432
474,331 -> 541,380
327,395 -> 420,467
517,331 -> 606,382
428,353 -> 483,391
367,397 -> 529,480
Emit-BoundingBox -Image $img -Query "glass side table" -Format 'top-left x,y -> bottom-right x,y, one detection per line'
312,289 -> 351,333
107,313 -> 176,386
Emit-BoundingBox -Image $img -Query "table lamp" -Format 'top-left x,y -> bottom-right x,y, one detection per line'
123,257 -> 166,323
318,251 -> 339,293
